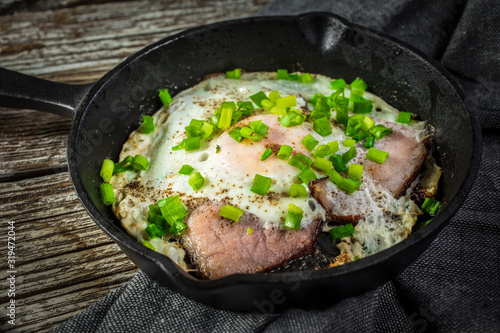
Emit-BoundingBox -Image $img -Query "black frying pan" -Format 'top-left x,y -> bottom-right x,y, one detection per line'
0,13 -> 481,312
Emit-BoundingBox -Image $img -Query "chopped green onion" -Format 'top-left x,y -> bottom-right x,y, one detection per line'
240,126 -> 255,138
277,69 -> 288,80
226,68 -> 241,79
342,147 -> 357,163
369,124 -> 393,139
170,220 -> 187,235
397,112 -> 412,123
100,183 -> 115,205
312,144 -> 331,158
289,154 -> 312,171
179,164 -> 194,175
159,195 -> 188,226
216,145 -> 220,153
276,95 -> 297,108
236,101 -> 254,115
327,168 -> 343,185
261,148 -> 273,161
298,167 -> 317,185
290,183 -> 307,197
419,219 -> 433,228
250,174 -> 272,195
310,93 -> 326,105
313,157 -> 333,173
299,73 -> 314,83
158,88 -> 173,106
147,204 -> 165,226
313,117 -> 332,137
330,79 -> 347,90
278,110 -> 305,127
329,224 -> 355,242
270,105 -> 287,115
349,89 -> 364,102
332,90 -> 349,125
330,154 -> 347,173
199,121 -> 215,140
310,96 -> 331,120
287,73 -> 299,81
364,136 -> 375,148
353,256 -> 360,261
340,177 -> 362,193
145,224 -> 161,239
421,197 -> 441,216
229,127 -> 243,142
360,116 -> 375,132
284,204 -> 303,230
218,101 -> 236,130
343,138 -> 356,147
261,99 -> 275,110
249,120 -> 269,137
132,155 -> 149,171
249,91 -> 269,108
346,114 -> 363,136
268,90 -> 281,102
351,78 -> 367,91
366,147 -> 389,164
352,131 -> 369,142
277,145 -> 293,160
113,155 -> 134,174
247,228 -> 254,234
219,204 -> 244,222
189,172 -> 205,191
327,140 -> 339,154
348,164 -> 364,180
142,240 -> 155,250
141,115 -> 155,134
183,136 -> 201,151
100,159 -> 114,182
301,134 -> 319,151
352,97 -> 373,114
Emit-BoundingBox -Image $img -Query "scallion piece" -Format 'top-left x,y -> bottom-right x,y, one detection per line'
270,105 -> 287,115
113,155 -> 134,174
351,78 -> 367,91
327,168 -> 343,185
313,117 -> 333,137
147,204 -> 165,226
299,73 -> 314,83
287,73 -> 299,81
183,136 -> 201,151
159,195 -> 188,226
342,147 -> 357,163
236,101 -> 254,115
421,197 -> 441,216
278,110 -> 305,127
219,204 -> 244,222
360,115 -> 375,132
284,204 -> 303,230
330,154 -> 347,173
132,155 -> 149,171
366,147 -> 389,164
229,127 -> 243,142
199,121 -> 215,140
352,131 -> 369,142
277,145 -> 293,160
189,172 -> 205,191
170,220 -> 187,235
276,95 -> 297,108
100,183 -> 115,205
313,157 -> 333,173
100,159 -> 114,183
397,111 -> 412,123
310,93 -> 326,105
340,177 -> 362,193
369,124 -> 393,139
328,140 -> 339,154
348,164 -> 364,180
250,174 -> 272,195
312,144 -> 331,158
346,114 -> 363,137
352,97 -> 373,114
261,147 -> 273,161
226,68 -> 241,79
141,115 -> 155,134
298,167 -> 317,185
240,126 -> 255,138
249,120 -> 269,137
247,228 -> 254,234
145,224 -> 161,239
364,136 -> 375,148
290,183 -> 307,197
289,154 -> 312,171
261,99 -> 275,110
158,88 -> 173,106
218,101 -> 236,130
179,164 -> 194,175
268,90 -> 281,102
330,79 -> 347,90
329,224 -> 355,242
249,91 -> 269,108
332,90 -> 349,125
277,69 -> 288,80
302,134 -> 319,151
142,240 -> 155,250
343,138 -> 356,147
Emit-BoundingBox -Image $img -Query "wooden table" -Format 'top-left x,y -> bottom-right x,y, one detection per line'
0,1 -> 271,331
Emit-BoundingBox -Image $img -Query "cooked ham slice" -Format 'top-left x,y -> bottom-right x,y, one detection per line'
181,201 -> 321,279
310,120 -> 430,224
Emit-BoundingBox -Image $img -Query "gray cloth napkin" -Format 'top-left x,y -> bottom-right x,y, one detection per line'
55,0 -> 500,331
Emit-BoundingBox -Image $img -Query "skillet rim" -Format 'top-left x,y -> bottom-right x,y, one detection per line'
67,12 -> 482,289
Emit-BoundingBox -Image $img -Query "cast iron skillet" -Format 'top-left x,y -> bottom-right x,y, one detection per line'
0,12 -> 481,312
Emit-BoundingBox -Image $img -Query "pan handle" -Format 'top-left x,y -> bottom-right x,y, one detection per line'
0,67 -> 93,119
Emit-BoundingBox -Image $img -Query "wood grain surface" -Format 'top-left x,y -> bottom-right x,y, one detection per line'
0,1 -> 271,331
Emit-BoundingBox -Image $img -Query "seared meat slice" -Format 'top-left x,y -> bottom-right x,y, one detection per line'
181,201 -> 321,279
310,120 -> 430,224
